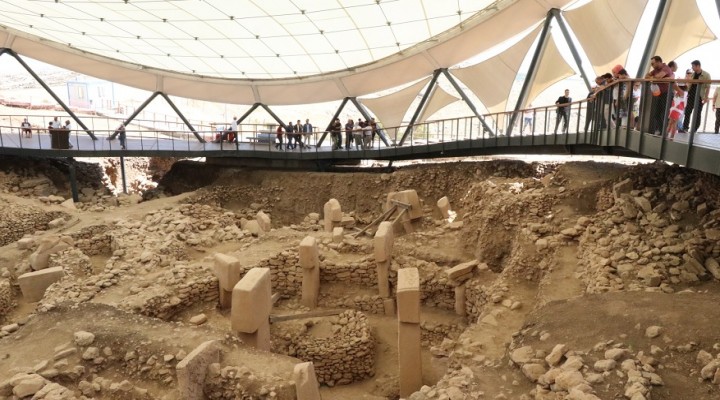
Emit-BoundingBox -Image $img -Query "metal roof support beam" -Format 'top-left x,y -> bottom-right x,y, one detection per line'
507,11 -> 553,136
317,97 -> 350,147
635,0 -> 670,78
258,104 -> 286,127
236,103 -> 262,125
551,9 -> 591,91
1,48 -> 97,140
441,69 -> 495,136
109,91 -> 161,139
399,69 -> 443,146
349,97 -> 391,147
157,92 -> 204,143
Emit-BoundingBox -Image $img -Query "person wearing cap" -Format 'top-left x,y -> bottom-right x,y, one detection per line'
682,60 -> 711,133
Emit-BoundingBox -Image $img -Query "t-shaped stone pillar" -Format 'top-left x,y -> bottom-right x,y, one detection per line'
293,362 -> 322,400
231,268 -> 272,351
397,268 -> 422,398
323,199 -> 342,232
299,236 -> 320,309
374,221 -> 394,299
213,253 -> 242,309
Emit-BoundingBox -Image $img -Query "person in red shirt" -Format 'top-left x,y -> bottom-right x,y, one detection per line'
645,55 -> 674,135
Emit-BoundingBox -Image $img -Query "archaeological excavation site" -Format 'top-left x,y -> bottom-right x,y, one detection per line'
1,155 -> 720,400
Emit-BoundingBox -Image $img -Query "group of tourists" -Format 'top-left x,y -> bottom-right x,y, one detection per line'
19,116 -> 73,138
548,57 -> 718,140
273,117 -> 381,151
275,119 -> 313,150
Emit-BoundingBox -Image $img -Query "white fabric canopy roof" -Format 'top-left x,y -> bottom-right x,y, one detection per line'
564,0 -> 647,77
655,0 -> 716,64
451,28 -> 538,113
0,0 -> 576,105
419,86 -> 460,123
527,33 -> 575,107
360,78 -> 430,130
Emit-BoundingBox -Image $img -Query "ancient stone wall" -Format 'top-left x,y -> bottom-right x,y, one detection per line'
0,279 -> 15,321
70,225 -> 112,256
0,199 -> 66,247
48,248 -> 94,277
121,264 -> 219,320
289,311 -> 374,386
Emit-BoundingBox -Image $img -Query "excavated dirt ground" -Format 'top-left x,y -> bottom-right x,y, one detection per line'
1,156 -> 720,400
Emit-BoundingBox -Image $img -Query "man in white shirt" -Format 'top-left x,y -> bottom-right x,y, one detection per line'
51,117 -> 62,129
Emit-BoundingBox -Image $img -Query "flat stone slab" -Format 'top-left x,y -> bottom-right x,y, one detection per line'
373,221 -> 394,262
18,267 -> 65,302
397,268 -> 420,324
231,268 -> 272,333
446,260 -> 478,282
293,362 -> 322,400
176,340 -> 221,400
213,253 -> 242,291
299,236 -> 319,269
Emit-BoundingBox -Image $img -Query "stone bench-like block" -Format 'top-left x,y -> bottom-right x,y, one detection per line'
299,236 -> 319,269
231,268 -> 271,334
18,267 -> 65,302
293,362 -> 322,400
373,221 -> 394,262
176,340 -> 220,400
437,196 -> 451,219
213,253 -> 242,291
397,268 -> 420,324
446,260 -> 478,282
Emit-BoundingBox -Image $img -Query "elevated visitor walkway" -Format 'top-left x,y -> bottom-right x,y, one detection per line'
1,78 -> 719,175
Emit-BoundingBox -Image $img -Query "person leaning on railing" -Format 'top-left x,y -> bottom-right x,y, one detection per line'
645,56 -> 674,136
114,123 -> 126,150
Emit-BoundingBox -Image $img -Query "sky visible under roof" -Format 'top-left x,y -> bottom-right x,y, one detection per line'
0,0 -> 498,79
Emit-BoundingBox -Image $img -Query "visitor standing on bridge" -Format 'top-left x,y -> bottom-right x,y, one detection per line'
331,118 -> 343,150
522,104 -> 533,134
645,56 -> 674,135
667,78 -> 688,141
681,60 -> 711,134
554,89 -> 571,134
21,118 -> 32,138
228,116 -> 238,143
712,88 -> 720,134
284,122 -> 295,150
51,116 -> 62,129
294,119 -> 304,149
303,119 -> 313,148
345,118 -> 354,149
114,123 -> 126,150
275,124 -> 284,150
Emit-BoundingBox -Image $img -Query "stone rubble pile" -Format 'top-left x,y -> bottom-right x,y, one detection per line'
576,173 -> 720,293
203,364 -> 295,400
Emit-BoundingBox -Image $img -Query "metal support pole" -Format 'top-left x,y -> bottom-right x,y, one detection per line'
399,69 -> 442,146
349,97 -> 391,146
508,12 -> 554,136
109,91 -> 161,139
158,93 -> 204,143
67,158 -> 79,203
442,69 -> 495,136
2,49 -> 97,140
551,9 -> 591,91
635,0 -> 670,78
119,156 -> 127,194
317,97 -> 349,147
